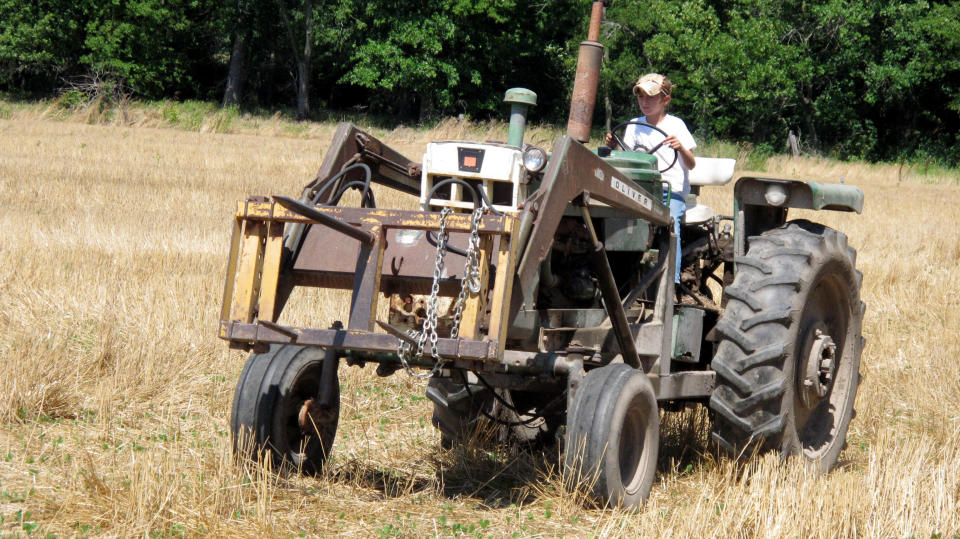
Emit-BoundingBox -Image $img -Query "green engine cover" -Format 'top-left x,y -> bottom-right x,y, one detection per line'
598,150 -> 663,200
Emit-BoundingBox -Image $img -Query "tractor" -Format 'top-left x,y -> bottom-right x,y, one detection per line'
218,2 -> 865,508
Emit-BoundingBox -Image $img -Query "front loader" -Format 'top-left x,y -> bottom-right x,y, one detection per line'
219,2 -> 866,508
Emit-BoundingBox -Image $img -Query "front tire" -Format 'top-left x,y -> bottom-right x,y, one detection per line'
231,344 -> 340,474
564,363 -> 659,508
710,220 -> 864,471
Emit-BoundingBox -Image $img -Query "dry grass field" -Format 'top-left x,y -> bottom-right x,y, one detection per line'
0,110 -> 958,537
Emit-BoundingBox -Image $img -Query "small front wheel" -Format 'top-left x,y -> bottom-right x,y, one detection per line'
231,344 -> 340,474
565,363 -> 659,508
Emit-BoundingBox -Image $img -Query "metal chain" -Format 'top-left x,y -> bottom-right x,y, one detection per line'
397,206 -> 484,379
450,207 -> 484,339
419,207 -> 452,369
397,328 -> 429,378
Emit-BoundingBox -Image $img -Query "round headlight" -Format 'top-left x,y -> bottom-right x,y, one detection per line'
523,146 -> 547,173
764,184 -> 789,206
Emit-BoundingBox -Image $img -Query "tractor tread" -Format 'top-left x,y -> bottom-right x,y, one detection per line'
742,307 -> 793,330
709,393 -> 785,434
710,356 -> 753,394
723,284 -> 763,311
748,274 -> 801,292
712,342 -> 787,386
713,318 -> 757,354
734,256 -> 772,274
714,376 -> 787,413
710,220 -> 864,470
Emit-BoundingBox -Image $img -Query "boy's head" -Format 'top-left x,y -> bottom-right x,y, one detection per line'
633,73 -> 672,97
633,73 -> 672,114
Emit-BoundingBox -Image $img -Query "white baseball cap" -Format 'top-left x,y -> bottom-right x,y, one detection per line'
633,73 -> 672,97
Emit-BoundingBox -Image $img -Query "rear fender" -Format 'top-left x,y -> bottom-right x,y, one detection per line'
733,177 -> 864,257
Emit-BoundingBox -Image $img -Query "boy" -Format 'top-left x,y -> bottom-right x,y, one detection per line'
605,73 -> 696,284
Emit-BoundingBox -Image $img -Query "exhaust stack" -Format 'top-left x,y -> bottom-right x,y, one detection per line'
566,1 -> 606,143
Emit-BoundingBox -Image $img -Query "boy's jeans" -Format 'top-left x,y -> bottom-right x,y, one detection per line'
668,193 -> 685,284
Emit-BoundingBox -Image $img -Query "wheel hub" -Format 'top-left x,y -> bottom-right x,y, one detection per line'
298,398 -> 333,436
800,329 -> 836,409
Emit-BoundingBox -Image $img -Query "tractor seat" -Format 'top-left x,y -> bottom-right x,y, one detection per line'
688,157 -> 736,187
685,157 -> 736,225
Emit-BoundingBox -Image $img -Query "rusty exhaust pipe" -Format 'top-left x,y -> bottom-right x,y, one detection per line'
566,1 -> 606,143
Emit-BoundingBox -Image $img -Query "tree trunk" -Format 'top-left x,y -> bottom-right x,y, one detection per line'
295,0 -> 313,121
604,94 -> 612,134
418,93 -> 433,124
787,130 -> 800,157
296,60 -> 310,120
223,30 -> 249,107
802,82 -> 818,152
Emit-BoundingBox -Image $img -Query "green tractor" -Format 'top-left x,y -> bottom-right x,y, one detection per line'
218,1 -> 865,508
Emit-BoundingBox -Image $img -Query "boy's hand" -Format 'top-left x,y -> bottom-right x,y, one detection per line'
662,135 -> 696,169
604,132 -> 618,149
662,135 -> 684,150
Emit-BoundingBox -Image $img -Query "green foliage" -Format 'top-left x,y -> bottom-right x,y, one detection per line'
57,89 -> 88,110
0,0 -> 957,163
338,0 -> 581,120
80,0 -> 230,98
0,0 -> 94,92
160,99 -> 219,130
599,0 -> 960,164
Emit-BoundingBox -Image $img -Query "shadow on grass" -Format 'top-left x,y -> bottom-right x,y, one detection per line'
322,405 -> 723,507
326,461 -> 435,499
433,442 -> 559,508
312,436 -> 559,507
657,404 -> 719,476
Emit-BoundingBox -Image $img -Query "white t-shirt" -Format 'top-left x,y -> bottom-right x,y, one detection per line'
623,114 -> 696,197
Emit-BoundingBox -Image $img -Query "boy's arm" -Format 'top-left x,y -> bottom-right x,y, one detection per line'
604,132 -> 622,150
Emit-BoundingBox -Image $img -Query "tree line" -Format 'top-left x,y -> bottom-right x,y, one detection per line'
2,0 -> 957,164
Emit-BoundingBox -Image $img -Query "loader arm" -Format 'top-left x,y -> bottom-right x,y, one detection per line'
279,123 -> 423,313
284,123 -> 422,264
515,135 -> 671,304
305,122 -> 422,200
512,135 -> 673,370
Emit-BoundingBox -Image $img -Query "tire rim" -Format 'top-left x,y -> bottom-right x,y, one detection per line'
794,267 -> 853,458
619,394 -> 651,494
282,364 -> 329,465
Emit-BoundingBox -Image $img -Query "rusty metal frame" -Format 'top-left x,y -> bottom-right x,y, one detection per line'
220,198 -> 517,362
515,135 -> 671,303
305,122 -> 422,199
219,321 -> 499,360
510,135 -> 674,372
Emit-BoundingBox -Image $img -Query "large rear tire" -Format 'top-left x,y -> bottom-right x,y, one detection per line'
710,220 -> 864,471
231,344 -> 340,474
564,363 -> 659,508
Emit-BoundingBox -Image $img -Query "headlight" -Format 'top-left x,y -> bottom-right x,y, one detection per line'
764,184 -> 789,206
523,146 -> 547,173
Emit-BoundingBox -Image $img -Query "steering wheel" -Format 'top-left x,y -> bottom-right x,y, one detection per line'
609,120 -> 679,173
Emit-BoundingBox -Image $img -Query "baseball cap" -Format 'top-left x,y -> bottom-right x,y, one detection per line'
633,73 -> 672,97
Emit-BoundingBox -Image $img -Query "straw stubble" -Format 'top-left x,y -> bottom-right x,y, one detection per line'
0,117 -> 957,536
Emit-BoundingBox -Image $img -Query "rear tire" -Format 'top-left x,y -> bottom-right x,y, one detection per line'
231,344 -> 340,474
710,220 -> 864,471
564,363 -> 659,508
